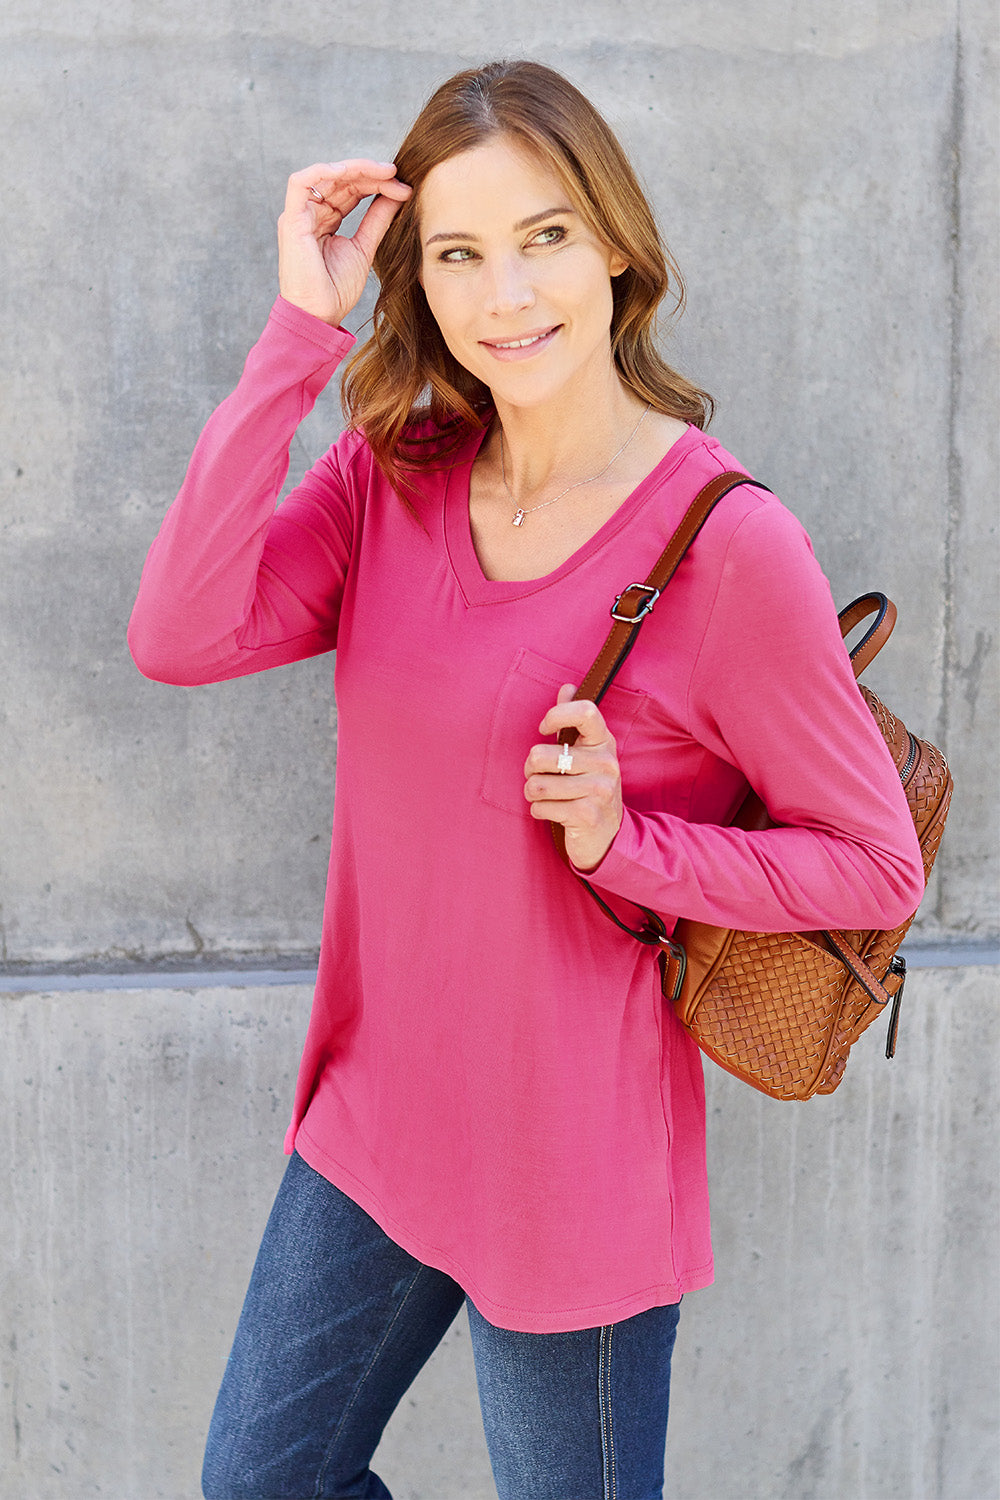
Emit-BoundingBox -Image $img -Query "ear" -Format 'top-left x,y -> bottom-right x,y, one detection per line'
609,250 -> 629,278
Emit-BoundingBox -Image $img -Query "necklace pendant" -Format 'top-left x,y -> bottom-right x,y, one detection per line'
512,509 -> 526,527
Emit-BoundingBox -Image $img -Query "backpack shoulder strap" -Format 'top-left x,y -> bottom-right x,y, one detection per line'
571,471 -> 768,709
550,470 -> 768,951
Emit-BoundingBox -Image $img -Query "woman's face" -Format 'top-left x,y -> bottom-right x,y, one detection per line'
417,134 -> 628,412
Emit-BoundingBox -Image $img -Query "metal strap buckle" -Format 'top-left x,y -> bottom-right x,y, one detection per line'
611,583 -> 661,623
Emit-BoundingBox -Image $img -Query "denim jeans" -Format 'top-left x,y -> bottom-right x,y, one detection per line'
202,1152 -> 681,1500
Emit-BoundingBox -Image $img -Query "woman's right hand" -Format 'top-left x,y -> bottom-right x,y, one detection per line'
277,160 -> 412,327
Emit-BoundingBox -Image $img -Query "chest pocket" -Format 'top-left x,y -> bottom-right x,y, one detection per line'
479,646 -> 650,818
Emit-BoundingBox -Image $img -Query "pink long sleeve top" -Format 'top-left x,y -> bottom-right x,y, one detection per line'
129,298 -> 924,1333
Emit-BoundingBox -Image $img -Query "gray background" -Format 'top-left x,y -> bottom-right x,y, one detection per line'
1,2 -> 997,1496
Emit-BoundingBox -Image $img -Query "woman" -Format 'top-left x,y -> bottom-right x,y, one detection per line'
129,59 -> 923,1500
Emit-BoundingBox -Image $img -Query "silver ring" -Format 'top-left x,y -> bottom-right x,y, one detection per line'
556,745 -> 574,775
308,185 -> 325,202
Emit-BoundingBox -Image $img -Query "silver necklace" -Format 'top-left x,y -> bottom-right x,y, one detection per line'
500,403 -> 652,526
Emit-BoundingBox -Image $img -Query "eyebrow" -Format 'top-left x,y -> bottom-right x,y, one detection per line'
423,206 -> 577,246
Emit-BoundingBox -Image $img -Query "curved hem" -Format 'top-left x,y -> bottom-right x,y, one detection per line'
292,1122 -> 714,1334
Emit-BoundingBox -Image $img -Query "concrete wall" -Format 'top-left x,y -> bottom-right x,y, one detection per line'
2,965 -> 996,1498
1,1 -> 997,1496
1,0 -> 997,963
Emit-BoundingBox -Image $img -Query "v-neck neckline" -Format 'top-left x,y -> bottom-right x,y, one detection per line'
442,421 -> 702,606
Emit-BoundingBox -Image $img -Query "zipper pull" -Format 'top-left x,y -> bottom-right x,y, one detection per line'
885,955 -> 906,1058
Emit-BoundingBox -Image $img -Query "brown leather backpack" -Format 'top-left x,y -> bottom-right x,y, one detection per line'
553,473 -> 953,1100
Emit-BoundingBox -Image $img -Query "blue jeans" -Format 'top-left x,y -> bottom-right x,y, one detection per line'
202,1152 -> 681,1500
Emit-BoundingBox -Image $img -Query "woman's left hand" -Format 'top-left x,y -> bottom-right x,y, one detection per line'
524,685 -> 624,873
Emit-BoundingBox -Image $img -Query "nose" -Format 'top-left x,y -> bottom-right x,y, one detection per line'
483,253 -> 535,317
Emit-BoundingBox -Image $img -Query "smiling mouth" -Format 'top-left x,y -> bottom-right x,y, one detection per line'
480,326 -> 561,356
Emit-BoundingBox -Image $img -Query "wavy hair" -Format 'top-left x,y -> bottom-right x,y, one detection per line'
341,60 -> 713,491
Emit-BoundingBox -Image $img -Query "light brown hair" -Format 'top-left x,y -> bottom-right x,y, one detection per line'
341,59 -> 713,491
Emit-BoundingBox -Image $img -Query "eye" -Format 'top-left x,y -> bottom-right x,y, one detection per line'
437,245 -> 478,264
528,225 -> 567,248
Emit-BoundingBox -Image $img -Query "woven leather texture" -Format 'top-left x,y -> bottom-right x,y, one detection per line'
672,685 -> 953,1101
561,505 -> 954,1103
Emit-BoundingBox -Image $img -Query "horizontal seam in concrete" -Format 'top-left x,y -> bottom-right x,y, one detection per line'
0,968 -> 319,994
0,946 -> 997,994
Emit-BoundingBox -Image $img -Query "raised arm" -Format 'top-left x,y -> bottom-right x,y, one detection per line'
276,159 -> 412,327
128,162 -> 411,685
